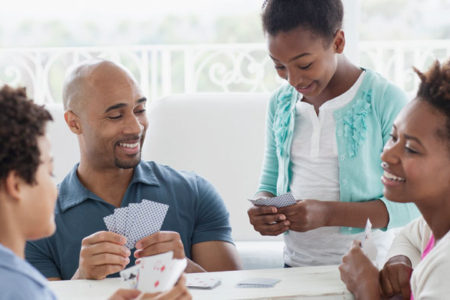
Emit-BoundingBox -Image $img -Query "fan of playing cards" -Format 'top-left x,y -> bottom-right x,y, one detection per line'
248,192 -> 297,208
103,199 -> 169,249
120,251 -> 187,293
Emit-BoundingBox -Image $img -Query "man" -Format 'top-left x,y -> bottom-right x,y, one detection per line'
26,60 -> 242,280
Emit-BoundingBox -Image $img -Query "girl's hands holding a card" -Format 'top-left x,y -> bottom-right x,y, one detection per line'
277,199 -> 329,232
72,231 -> 131,280
247,205 -> 290,236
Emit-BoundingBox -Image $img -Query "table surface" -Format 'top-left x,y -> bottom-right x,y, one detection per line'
49,265 -> 354,300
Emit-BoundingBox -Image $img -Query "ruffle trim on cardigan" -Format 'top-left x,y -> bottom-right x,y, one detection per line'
342,90 -> 372,158
273,87 -> 296,158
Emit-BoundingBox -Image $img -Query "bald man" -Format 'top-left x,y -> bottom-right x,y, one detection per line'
25,60 -> 242,280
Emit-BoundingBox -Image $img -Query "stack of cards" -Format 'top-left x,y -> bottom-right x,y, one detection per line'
248,192 -> 297,208
120,251 -> 187,293
186,276 -> 221,289
237,278 -> 280,288
103,199 -> 169,249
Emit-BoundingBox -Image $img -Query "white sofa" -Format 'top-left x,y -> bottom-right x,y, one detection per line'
45,93 -> 284,270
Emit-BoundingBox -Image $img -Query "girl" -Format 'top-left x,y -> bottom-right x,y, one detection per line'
0,85 -> 190,300
248,0 -> 419,267
339,59 -> 450,299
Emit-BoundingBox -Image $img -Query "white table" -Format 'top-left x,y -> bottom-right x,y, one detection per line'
49,265 -> 354,300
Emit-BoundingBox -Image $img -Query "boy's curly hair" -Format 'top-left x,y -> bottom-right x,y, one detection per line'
414,60 -> 450,148
0,85 -> 53,185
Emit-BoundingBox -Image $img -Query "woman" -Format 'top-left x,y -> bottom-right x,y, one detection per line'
339,59 -> 450,299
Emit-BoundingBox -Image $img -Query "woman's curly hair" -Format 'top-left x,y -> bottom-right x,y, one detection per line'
0,85 -> 53,185
414,59 -> 450,148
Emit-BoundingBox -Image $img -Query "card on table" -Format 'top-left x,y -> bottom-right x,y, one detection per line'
120,251 -> 187,293
103,199 -> 169,249
248,192 -> 297,208
237,278 -> 281,288
186,276 -> 221,289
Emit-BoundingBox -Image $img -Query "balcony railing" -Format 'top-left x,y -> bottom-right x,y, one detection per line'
1,40 -> 449,104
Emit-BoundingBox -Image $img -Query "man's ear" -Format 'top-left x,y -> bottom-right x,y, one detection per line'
4,171 -> 24,202
333,29 -> 345,54
64,110 -> 82,134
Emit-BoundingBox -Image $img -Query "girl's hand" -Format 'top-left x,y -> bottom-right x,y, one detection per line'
277,199 -> 330,232
247,205 -> 290,236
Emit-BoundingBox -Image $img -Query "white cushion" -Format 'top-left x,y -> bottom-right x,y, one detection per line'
144,93 -> 279,242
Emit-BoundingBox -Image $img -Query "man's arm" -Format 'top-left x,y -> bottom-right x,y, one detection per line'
25,240 -> 63,280
190,241 -> 242,272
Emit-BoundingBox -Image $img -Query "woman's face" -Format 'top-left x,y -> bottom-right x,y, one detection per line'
381,99 -> 450,208
267,26 -> 343,100
21,135 -> 58,240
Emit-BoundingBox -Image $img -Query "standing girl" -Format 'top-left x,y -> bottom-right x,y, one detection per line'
248,0 -> 419,267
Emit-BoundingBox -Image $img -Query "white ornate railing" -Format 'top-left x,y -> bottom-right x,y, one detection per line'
0,40 -> 449,103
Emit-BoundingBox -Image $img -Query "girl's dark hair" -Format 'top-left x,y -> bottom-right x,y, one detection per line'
414,59 -> 450,148
262,0 -> 343,43
0,85 -> 53,185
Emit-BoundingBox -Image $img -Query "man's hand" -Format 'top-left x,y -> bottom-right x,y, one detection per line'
72,231 -> 130,280
134,231 -> 185,260
339,240 -> 381,300
379,255 -> 413,299
277,199 -> 329,232
247,205 -> 290,236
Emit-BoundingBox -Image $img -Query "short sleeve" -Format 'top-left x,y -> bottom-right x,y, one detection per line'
25,239 -> 61,279
191,175 -> 233,245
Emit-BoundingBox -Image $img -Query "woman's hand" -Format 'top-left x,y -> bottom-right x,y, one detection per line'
379,255 -> 413,299
339,240 -> 381,300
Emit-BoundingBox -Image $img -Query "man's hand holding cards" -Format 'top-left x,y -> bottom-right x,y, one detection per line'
73,199 -> 174,280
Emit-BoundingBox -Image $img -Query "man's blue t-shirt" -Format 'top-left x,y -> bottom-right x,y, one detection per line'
25,161 -> 233,280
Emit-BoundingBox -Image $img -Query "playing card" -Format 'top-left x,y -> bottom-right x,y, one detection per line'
126,203 -> 140,248
114,207 -> 128,236
120,264 -> 140,289
102,199 -> 170,249
137,251 -> 186,293
361,218 -> 377,263
120,251 -> 186,293
187,276 -> 221,289
237,278 -> 280,288
103,214 -> 115,232
127,200 -> 169,249
160,257 -> 187,291
248,192 -> 297,208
